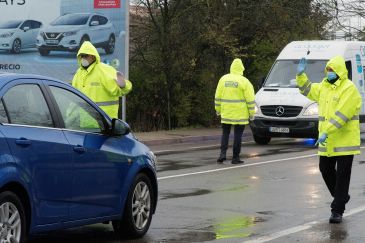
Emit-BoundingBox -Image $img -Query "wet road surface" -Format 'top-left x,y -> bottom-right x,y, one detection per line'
29,138 -> 365,242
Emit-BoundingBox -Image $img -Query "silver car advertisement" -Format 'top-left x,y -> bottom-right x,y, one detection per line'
0,0 -> 128,83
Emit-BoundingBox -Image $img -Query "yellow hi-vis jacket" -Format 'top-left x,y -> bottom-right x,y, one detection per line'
72,41 -> 132,118
215,58 -> 256,125
296,55 -> 361,157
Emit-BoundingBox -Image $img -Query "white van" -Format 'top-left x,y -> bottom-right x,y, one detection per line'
250,40 -> 365,144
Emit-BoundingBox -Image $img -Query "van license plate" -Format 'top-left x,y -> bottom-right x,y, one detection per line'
269,127 -> 289,133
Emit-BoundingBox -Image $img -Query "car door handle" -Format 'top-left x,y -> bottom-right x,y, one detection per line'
15,138 -> 32,146
73,145 -> 86,154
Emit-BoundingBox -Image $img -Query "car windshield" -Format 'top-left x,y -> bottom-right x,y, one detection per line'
51,14 -> 89,26
264,60 -> 327,87
0,20 -> 22,29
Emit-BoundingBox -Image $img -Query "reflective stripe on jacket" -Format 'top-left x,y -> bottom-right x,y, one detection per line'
72,41 -> 132,118
296,55 -> 361,156
214,59 -> 255,125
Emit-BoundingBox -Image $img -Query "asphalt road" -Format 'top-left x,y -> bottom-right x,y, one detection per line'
29,137 -> 365,242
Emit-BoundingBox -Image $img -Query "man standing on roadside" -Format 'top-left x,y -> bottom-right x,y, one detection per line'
214,58 -> 256,164
72,41 -> 132,119
296,55 -> 361,224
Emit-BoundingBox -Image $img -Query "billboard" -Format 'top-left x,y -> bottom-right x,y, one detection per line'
0,0 -> 128,84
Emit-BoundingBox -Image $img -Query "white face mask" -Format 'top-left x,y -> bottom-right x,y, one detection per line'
81,58 -> 90,67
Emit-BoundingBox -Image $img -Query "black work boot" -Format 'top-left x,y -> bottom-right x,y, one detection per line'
345,194 -> 350,204
217,152 -> 226,163
329,212 -> 342,224
231,157 -> 244,164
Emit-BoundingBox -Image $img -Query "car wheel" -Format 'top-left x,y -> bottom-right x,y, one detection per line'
38,48 -> 50,56
11,39 -> 21,54
112,173 -> 154,239
79,36 -> 90,50
253,134 -> 271,145
0,191 -> 27,243
104,35 -> 115,54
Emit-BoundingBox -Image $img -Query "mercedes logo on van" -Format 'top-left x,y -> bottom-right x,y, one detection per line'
275,106 -> 285,116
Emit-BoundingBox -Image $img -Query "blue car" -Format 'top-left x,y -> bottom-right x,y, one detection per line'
0,73 -> 158,242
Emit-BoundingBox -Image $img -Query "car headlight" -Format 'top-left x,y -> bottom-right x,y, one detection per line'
0,32 -> 14,38
303,103 -> 318,116
147,151 -> 157,169
63,31 -> 78,37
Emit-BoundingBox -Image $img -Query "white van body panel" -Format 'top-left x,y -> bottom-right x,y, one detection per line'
250,40 -> 365,144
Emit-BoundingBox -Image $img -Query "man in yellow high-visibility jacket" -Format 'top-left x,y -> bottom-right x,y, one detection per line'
72,41 -> 132,119
296,55 -> 361,224
215,58 -> 256,164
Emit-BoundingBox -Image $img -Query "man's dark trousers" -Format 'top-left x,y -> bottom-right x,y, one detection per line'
319,155 -> 353,214
220,124 -> 245,159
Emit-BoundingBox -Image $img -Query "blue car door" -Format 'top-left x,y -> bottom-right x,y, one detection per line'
47,84 -> 131,220
0,81 -> 72,225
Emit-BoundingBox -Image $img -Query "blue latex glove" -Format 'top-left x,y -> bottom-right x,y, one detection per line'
315,133 -> 328,146
297,57 -> 307,75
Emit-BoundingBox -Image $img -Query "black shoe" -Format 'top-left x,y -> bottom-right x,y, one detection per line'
345,194 -> 350,204
329,212 -> 342,224
231,158 -> 244,164
217,157 -> 226,163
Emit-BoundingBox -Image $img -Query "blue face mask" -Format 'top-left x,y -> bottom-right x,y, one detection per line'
327,71 -> 338,82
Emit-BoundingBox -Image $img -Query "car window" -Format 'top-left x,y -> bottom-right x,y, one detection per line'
49,86 -> 106,133
2,84 -> 53,127
31,21 -> 41,29
20,20 -> 31,30
51,14 -> 89,26
98,16 -> 108,25
0,100 -> 9,124
90,15 -> 99,25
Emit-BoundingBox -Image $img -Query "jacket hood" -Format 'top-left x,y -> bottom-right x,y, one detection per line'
230,58 -> 245,75
77,41 -> 100,66
326,55 -> 348,81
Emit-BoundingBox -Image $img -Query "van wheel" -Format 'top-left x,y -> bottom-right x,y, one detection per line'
104,35 -> 115,54
0,191 -> 27,243
11,39 -> 21,54
112,174 -> 154,239
253,134 -> 271,145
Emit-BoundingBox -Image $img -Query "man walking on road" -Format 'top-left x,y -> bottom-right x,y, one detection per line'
72,41 -> 132,119
296,55 -> 361,224
214,58 -> 256,164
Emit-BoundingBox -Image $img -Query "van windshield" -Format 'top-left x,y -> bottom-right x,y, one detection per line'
264,60 -> 327,87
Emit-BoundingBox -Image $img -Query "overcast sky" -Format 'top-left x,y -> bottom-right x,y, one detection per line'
1,0 -> 60,25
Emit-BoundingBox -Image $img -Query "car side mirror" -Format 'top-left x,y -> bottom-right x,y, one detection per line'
90,21 -> 99,26
111,118 -> 130,136
23,26 -> 30,32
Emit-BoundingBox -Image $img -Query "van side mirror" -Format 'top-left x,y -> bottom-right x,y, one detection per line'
111,118 -> 130,136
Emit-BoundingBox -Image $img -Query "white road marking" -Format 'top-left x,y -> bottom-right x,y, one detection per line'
157,146 -> 365,242
154,140 -> 253,154
157,154 -> 317,180
158,146 -> 365,181
244,205 -> 365,243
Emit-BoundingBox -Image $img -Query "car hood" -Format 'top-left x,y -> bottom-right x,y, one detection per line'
0,28 -> 17,34
42,25 -> 83,32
